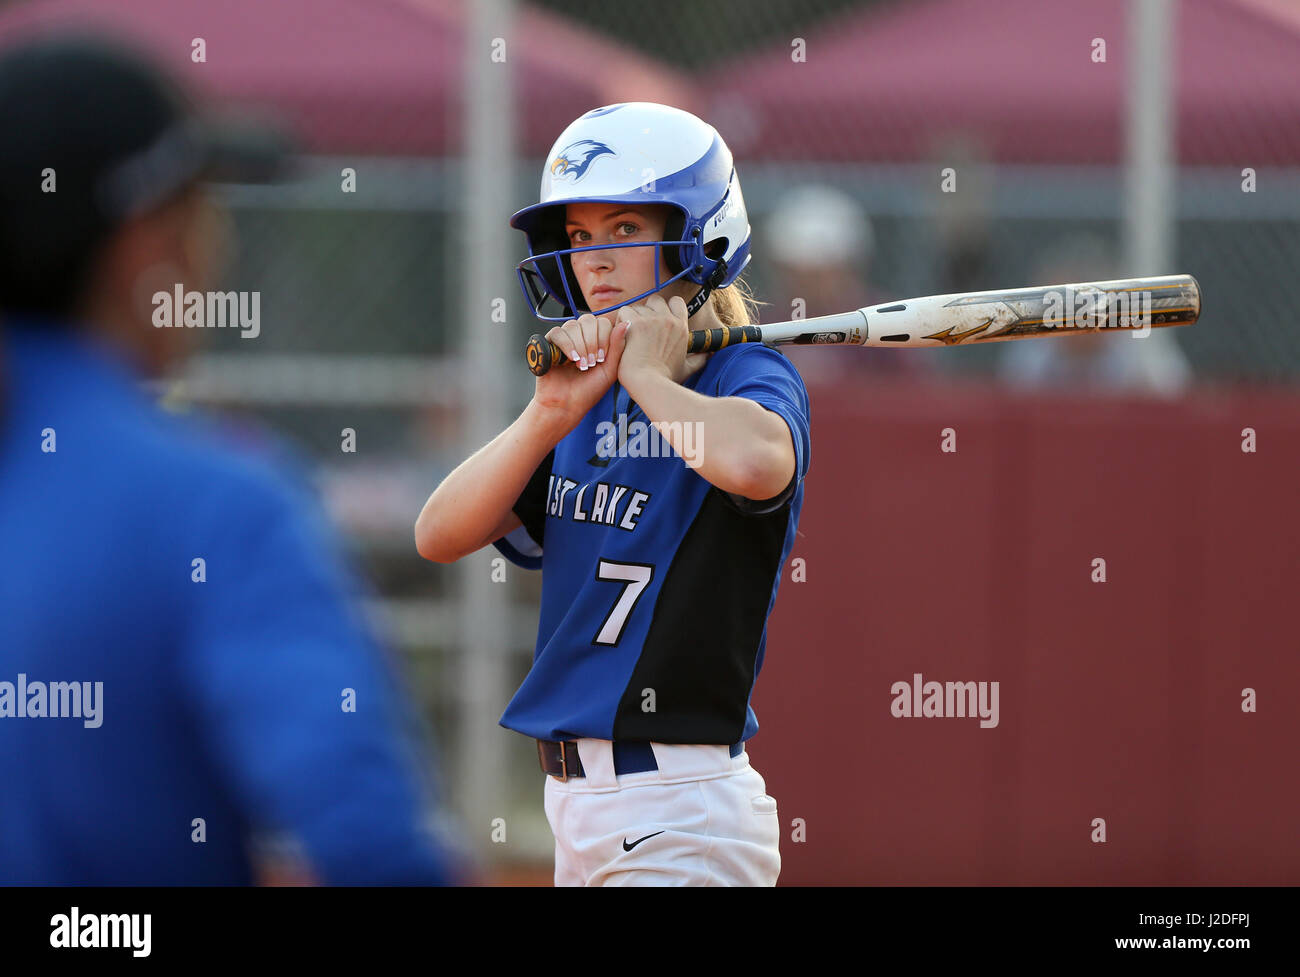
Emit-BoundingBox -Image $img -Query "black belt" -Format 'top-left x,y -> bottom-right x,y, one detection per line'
537,739 -> 744,780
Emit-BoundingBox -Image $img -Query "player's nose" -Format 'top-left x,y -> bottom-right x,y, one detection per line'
577,239 -> 615,271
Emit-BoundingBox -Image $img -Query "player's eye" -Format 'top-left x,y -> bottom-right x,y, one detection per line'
618,222 -> 639,236
569,229 -> 590,243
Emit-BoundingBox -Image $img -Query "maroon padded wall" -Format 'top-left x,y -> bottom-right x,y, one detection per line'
750,380 -> 1300,884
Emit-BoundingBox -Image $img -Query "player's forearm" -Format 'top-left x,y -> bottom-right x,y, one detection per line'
620,367 -> 794,499
415,401 -> 567,562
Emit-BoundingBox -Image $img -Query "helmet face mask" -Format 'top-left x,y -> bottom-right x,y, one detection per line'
511,102 -> 751,323
515,202 -> 713,321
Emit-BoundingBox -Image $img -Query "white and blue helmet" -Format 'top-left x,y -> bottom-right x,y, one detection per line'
509,102 -> 752,322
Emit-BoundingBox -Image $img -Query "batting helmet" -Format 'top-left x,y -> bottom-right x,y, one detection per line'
509,102 -> 752,323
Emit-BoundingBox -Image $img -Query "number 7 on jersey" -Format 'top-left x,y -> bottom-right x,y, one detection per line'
593,560 -> 655,646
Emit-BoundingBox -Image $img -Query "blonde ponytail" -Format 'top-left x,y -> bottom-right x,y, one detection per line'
708,276 -> 765,328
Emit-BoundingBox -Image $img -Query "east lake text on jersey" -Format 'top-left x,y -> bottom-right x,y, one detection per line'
546,469 -> 652,532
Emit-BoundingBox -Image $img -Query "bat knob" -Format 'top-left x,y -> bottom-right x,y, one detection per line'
526,335 -> 554,377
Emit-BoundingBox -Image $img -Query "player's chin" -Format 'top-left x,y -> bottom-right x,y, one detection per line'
588,293 -> 625,312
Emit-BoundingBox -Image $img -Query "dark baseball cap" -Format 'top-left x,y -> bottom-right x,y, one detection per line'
0,33 -> 292,319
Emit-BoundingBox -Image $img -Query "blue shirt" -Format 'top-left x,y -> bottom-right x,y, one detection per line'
493,342 -> 810,745
0,325 -> 454,884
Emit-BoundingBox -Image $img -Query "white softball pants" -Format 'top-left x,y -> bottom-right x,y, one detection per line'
542,739 -> 781,886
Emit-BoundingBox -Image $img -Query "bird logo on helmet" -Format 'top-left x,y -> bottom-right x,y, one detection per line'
550,140 -> 616,182
510,101 -> 752,323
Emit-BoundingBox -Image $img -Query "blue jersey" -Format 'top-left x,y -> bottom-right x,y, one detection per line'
0,325 -> 454,884
493,342 -> 810,745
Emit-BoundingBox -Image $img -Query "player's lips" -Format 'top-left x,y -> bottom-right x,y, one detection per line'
591,286 -> 621,298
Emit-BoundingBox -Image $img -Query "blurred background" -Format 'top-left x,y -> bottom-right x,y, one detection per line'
3,0 -> 1296,883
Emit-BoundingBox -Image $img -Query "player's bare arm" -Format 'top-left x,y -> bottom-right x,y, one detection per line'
617,294 -> 796,501
415,312 -> 632,562
414,403 -> 567,563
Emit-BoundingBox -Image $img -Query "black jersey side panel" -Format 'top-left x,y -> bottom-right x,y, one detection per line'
515,448 -> 554,549
612,484 -> 791,744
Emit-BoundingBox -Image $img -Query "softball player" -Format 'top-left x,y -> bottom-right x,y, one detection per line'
417,102 -> 810,886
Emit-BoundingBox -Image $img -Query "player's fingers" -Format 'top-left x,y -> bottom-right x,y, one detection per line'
605,317 -> 632,367
547,323 -> 583,368
667,294 -> 688,322
595,316 -> 614,364
578,313 -> 600,369
564,317 -> 592,370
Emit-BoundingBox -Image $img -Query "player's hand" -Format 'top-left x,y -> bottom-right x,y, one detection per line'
616,294 -> 709,388
531,312 -> 631,430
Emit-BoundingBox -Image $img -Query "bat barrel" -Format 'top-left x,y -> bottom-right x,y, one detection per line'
856,273 -> 1202,348
1062,274 -> 1201,327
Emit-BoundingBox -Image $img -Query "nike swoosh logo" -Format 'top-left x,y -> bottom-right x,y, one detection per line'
622,830 -> 665,852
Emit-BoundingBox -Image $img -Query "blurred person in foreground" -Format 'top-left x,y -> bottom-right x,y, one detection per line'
0,35 -> 457,885
998,235 -> 1192,395
763,184 -> 931,386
